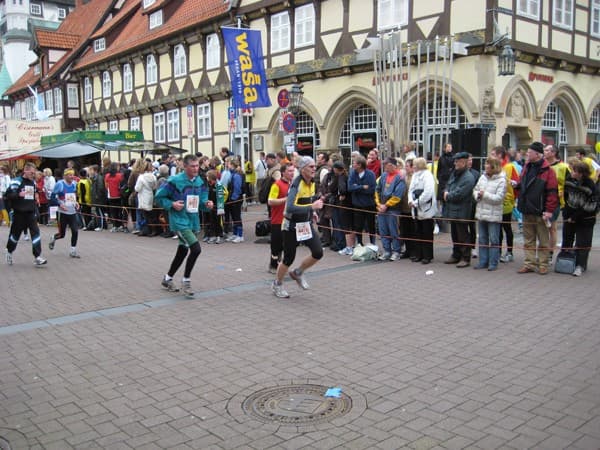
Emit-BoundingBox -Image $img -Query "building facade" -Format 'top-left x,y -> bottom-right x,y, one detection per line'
5,0 -> 600,163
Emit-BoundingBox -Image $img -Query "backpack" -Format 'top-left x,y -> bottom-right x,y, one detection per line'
258,176 -> 274,204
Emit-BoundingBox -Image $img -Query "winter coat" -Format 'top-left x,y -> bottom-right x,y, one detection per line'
135,172 -> 158,211
443,168 -> 476,219
408,169 -> 437,219
347,169 -> 376,208
473,172 -> 506,223
562,175 -> 598,224
517,158 -> 558,216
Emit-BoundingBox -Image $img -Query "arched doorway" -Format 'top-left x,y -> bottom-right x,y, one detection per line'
296,111 -> 320,158
541,101 -> 568,157
587,104 -> 600,155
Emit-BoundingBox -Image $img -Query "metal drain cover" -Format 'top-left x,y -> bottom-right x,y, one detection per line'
227,379 -> 366,430
242,384 -> 351,425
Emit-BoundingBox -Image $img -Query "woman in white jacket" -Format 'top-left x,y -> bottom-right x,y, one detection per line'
134,161 -> 158,236
473,157 -> 506,270
408,157 -> 437,264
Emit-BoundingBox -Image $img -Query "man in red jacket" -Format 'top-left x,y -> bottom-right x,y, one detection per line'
516,141 -> 558,275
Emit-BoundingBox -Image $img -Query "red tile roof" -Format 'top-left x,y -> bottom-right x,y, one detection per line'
4,66 -> 40,97
75,0 -> 231,70
90,0 -> 140,39
35,30 -> 80,49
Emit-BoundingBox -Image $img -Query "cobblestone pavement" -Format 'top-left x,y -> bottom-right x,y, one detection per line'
1,206 -> 599,449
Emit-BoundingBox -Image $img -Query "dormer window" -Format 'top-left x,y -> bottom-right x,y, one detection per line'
94,38 -> 106,52
143,0 -> 156,8
58,8 -> 66,19
149,9 -> 162,29
33,64 -> 40,75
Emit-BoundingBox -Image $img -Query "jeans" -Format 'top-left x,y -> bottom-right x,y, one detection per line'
330,208 -> 346,250
477,220 -> 501,268
377,211 -> 400,253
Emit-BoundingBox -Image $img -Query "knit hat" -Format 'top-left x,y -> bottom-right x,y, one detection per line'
298,156 -> 315,170
529,141 -> 544,153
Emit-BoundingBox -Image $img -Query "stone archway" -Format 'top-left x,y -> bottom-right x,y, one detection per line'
539,82 -> 587,145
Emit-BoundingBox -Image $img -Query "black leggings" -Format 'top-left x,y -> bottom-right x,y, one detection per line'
282,224 -> 323,267
168,241 -> 201,278
499,213 -> 514,253
54,213 -> 79,247
6,211 -> 42,257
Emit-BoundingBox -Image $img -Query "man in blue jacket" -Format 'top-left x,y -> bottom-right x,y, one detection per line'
443,152 -> 476,267
155,154 -> 213,298
348,155 -> 377,246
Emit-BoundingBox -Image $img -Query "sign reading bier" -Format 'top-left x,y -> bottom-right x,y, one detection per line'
222,27 -> 271,109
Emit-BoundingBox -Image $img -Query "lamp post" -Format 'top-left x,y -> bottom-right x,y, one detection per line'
487,7 -> 516,76
288,84 -> 304,152
497,43 -> 516,76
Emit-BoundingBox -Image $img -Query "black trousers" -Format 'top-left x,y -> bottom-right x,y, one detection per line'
270,224 -> 283,269
414,218 -> 434,260
6,211 -> 42,257
562,218 -> 595,270
399,214 -> 416,257
54,212 -> 79,247
499,212 -> 514,253
451,220 -> 471,261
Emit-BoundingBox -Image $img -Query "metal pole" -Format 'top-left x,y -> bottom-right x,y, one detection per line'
425,41 -> 430,158
447,35 -> 455,151
416,41 -> 421,157
433,36 -> 440,156
441,36 -> 448,152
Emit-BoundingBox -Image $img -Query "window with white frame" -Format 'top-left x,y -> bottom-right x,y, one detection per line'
38,93 -> 45,112
25,97 -> 34,121
122,63 -> 132,92
130,116 -> 140,131
54,88 -> 62,114
167,109 -> 180,142
102,71 -> 111,98
377,0 -> 408,31
154,112 -> 165,142
271,11 -> 290,53
173,44 -> 186,77
84,77 -> 92,102
542,101 -> 568,145
149,9 -> 162,29
197,103 -> 211,138
206,33 -> 220,70
14,102 -> 21,120
45,90 -> 53,114
94,38 -> 105,52
146,54 -> 157,85
30,3 -> 41,15
143,0 -> 155,7
109,120 -> 118,131
517,0 -> 539,19
553,0 -> 573,29
67,85 -> 78,108
295,4 -> 315,47
58,7 -> 66,19
592,0 -> 600,37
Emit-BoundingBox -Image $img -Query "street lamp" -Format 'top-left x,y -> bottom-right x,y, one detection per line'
498,43 -> 516,76
287,84 -> 304,153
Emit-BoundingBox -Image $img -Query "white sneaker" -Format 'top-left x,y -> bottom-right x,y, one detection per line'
23,234 -> 30,241
34,256 -> 47,267
69,250 -> 81,259
172,234 -> 179,239
390,252 -> 401,261
5,251 -> 13,265
338,247 -> 353,256
225,234 -> 235,242
207,237 -> 217,244
214,236 -> 223,244
433,223 -> 440,235
94,227 -> 102,232
231,236 -> 244,243
161,276 -> 179,292
289,269 -> 310,290
378,252 -> 391,261
182,280 -> 195,298
573,266 -> 583,277
500,253 -> 514,263
271,281 -> 289,298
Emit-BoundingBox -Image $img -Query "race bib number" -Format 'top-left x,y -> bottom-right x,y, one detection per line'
186,195 -> 199,213
23,186 -> 34,200
65,193 -> 77,205
295,221 -> 313,241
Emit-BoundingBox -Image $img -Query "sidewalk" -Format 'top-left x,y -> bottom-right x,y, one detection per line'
0,208 -> 599,449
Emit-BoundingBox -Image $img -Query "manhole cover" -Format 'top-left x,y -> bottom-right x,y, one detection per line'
0,437 -> 12,450
241,384 -> 352,425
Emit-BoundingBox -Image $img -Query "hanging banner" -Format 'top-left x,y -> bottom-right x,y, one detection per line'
221,27 -> 271,109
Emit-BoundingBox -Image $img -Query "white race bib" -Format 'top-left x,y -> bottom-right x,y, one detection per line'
23,185 -> 34,200
65,192 -> 77,205
186,195 -> 199,213
295,221 -> 313,241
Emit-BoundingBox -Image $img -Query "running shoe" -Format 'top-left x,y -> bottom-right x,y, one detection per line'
271,281 -> 289,298
34,256 -> 47,267
5,251 -> 12,265
182,280 -> 195,298
289,269 -> 310,290
48,235 -> 56,250
161,276 -> 180,292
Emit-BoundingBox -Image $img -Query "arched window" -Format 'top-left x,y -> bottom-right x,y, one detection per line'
146,54 -> 157,85
102,71 -> 111,98
542,101 -> 567,146
206,34 -> 220,69
410,97 -> 467,155
339,104 -> 379,151
173,44 -> 186,77
123,64 -> 132,93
